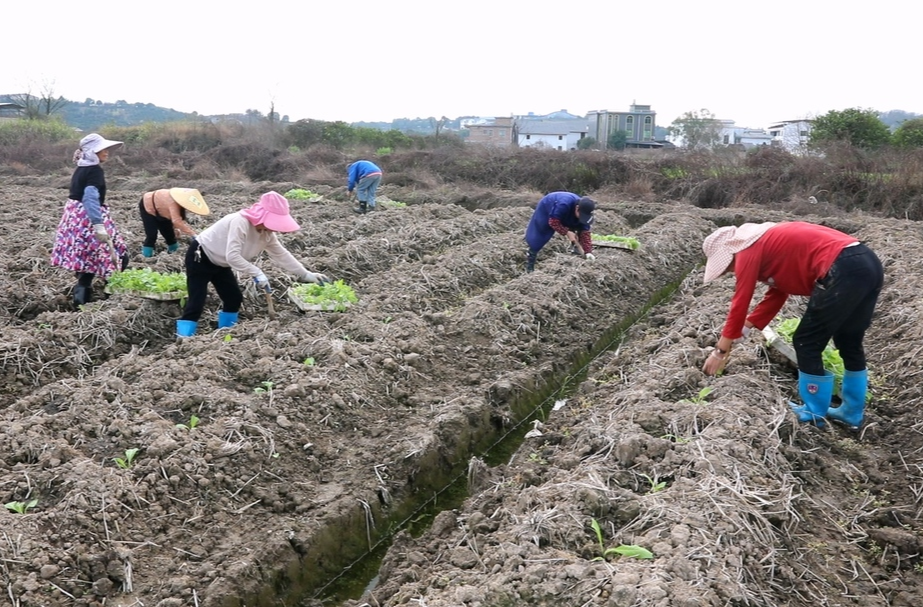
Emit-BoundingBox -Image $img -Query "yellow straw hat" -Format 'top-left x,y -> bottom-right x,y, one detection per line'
169,188 -> 210,215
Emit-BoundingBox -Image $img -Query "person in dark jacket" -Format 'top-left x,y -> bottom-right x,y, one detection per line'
700,221 -> 884,429
50,133 -> 129,307
524,192 -> 596,272
346,160 -> 383,214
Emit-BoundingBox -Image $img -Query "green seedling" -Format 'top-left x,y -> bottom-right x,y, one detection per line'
290,280 -> 358,312
283,188 -> 320,201
592,234 -> 641,249
302,357 -> 316,367
590,518 -> 654,561
640,473 -> 666,494
527,452 -> 547,465
381,199 -> 406,208
253,381 -> 274,394
681,386 -> 714,405
223,334 -> 233,343
5,499 -> 38,514
113,448 -> 139,469
106,268 -> 187,296
176,415 -> 200,430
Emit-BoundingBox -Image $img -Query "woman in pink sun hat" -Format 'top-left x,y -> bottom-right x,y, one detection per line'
701,221 -> 883,430
175,191 -> 328,337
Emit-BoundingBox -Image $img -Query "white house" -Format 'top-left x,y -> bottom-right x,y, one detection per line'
718,121 -> 773,148
517,120 -> 590,150
767,119 -> 813,152
667,119 -> 773,149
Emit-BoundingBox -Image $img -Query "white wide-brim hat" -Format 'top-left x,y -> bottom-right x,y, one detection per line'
702,222 -> 777,283
80,132 -> 123,154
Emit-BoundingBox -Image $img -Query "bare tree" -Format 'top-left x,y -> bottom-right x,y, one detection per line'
430,116 -> 450,138
9,81 -> 67,119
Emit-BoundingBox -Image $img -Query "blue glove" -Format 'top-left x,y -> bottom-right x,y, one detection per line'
254,273 -> 271,293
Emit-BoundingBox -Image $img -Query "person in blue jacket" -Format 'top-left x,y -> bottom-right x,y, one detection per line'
347,160 -> 383,214
524,192 -> 597,272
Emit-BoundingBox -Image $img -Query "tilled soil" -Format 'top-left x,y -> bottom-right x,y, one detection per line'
0,176 -> 921,607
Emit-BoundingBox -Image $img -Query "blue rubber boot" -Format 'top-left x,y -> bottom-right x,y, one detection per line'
176,320 -> 198,337
217,311 -> 238,329
167,242 -> 180,254
827,369 -> 867,430
789,370 -> 834,427
142,246 -> 154,258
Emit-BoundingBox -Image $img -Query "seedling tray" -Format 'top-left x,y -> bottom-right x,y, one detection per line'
592,240 -> 637,250
104,287 -> 186,301
761,326 -> 798,367
286,288 -> 354,312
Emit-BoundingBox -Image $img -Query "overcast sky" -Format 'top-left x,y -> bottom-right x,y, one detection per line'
4,1 -> 920,129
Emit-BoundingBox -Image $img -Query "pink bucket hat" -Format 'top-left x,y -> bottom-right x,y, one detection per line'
240,191 -> 300,232
702,222 -> 777,283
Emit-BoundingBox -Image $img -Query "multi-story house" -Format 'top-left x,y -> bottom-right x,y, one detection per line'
587,104 -> 659,149
517,120 -> 590,150
465,116 -> 515,147
768,119 -> 813,152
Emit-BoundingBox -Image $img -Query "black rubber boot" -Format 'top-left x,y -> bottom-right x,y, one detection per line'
526,250 -> 537,273
73,285 -> 91,308
353,201 -> 368,214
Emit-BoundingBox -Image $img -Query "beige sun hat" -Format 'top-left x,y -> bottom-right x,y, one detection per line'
169,188 -> 210,215
702,222 -> 777,283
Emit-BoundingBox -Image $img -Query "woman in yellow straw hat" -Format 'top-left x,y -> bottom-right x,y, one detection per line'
138,188 -> 210,257
700,221 -> 883,430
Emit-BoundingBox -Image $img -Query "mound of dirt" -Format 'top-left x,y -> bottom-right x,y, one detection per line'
1,179 -> 921,607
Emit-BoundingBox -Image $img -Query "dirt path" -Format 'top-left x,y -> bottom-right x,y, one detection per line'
0,179 -> 920,607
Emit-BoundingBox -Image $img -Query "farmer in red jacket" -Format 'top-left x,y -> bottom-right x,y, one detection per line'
700,221 -> 883,429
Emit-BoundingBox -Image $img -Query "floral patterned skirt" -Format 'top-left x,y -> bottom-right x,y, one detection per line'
50,199 -> 128,278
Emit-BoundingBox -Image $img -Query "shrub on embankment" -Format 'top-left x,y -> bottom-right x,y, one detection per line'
2,120 -> 922,219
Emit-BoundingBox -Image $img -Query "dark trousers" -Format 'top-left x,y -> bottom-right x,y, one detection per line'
793,244 -> 883,375
139,199 -> 178,247
180,240 -> 243,322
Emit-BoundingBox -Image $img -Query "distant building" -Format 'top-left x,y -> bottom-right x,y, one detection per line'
466,116 -> 515,147
717,121 -> 773,149
587,104 -> 660,149
517,120 -> 590,150
518,109 -> 584,121
0,102 -> 25,119
768,119 -> 813,152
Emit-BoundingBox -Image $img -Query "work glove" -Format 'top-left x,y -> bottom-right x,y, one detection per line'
93,224 -> 110,243
732,325 -> 753,345
254,273 -> 271,293
585,253 -> 596,261
300,271 -> 329,285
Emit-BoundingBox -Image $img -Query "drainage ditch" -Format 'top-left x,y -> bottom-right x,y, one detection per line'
278,277 -> 687,606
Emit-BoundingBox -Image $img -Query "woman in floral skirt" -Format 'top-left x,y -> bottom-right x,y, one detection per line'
50,133 -> 129,307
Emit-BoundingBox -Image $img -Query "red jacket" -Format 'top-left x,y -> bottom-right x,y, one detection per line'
723,222 -> 857,339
